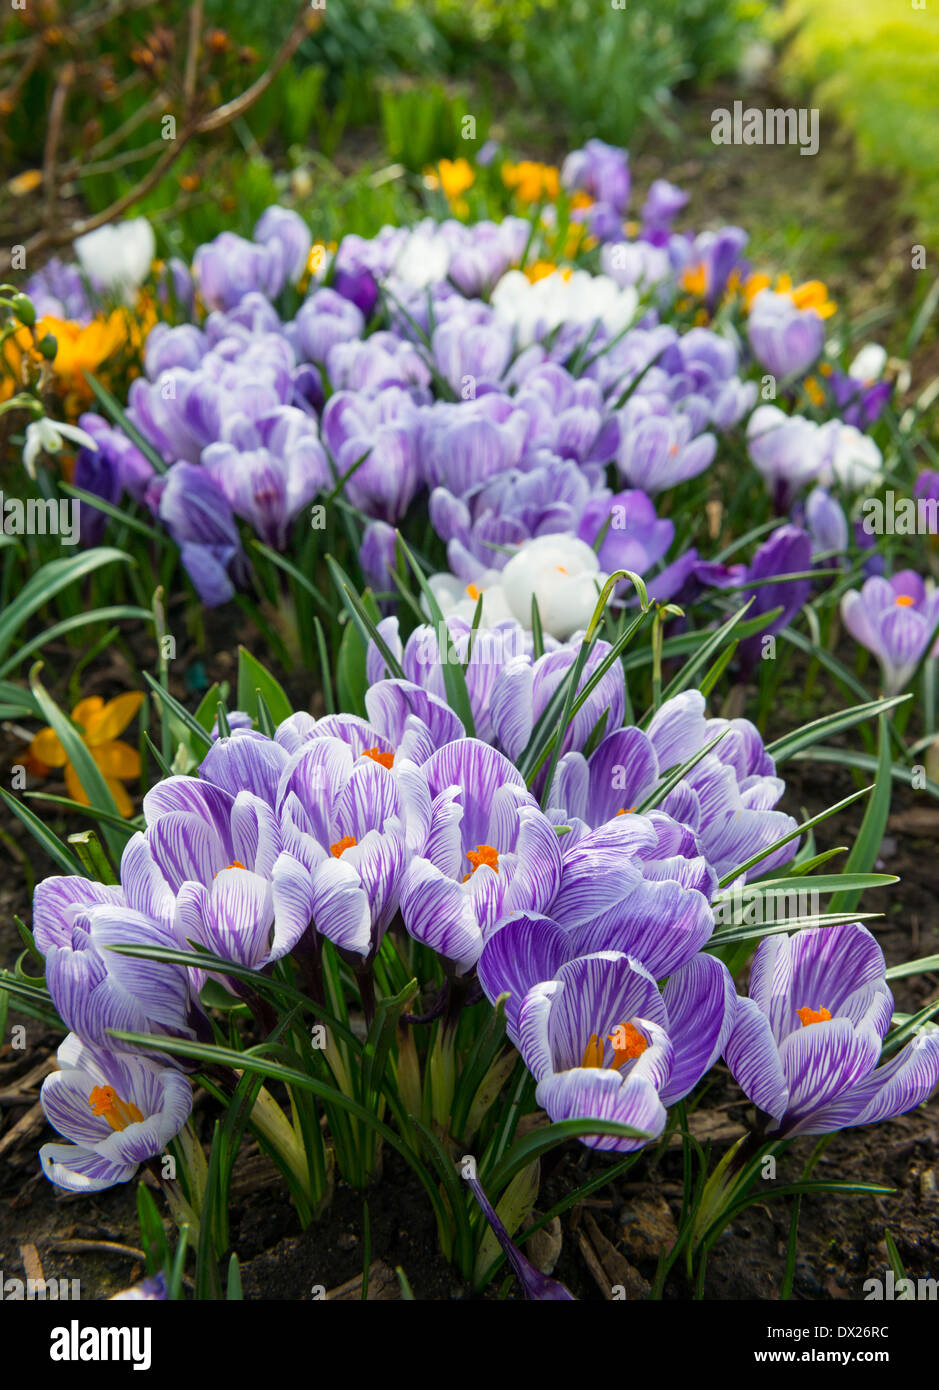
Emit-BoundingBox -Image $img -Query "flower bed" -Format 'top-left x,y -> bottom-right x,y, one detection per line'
1,136 -> 938,1302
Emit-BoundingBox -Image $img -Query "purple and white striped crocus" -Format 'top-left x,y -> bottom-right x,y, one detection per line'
549,690 -> 798,883
479,938 -> 735,1150
133,772 -> 318,991
725,923 -> 939,1137
39,1034 -> 192,1192
840,570 -> 939,695
32,866 -> 195,1052
399,740 -> 563,975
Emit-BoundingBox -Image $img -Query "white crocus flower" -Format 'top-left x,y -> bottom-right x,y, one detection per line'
848,343 -> 887,384
428,569 -> 513,626
491,269 -> 638,347
827,424 -> 884,492
75,217 -> 155,301
23,418 -> 98,479
391,228 -> 453,289
501,534 -> 608,640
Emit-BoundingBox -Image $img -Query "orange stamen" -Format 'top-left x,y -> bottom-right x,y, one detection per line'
214,860 -> 246,878
466,583 -> 482,601
88,1085 -> 144,1132
895,595 -> 915,607
615,807 -> 636,816
609,1021 -> 649,1067
580,1033 -> 605,1068
330,835 -> 357,858
363,746 -> 395,769
463,843 -> 500,880
797,1005 -> 832,1027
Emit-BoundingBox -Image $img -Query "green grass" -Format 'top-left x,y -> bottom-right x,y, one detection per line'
778,0 -> 939,248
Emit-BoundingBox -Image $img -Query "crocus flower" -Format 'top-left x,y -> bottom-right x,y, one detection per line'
287,287 -> 364,364
734,523 -> 814,670
500,534 -> 607,640
465,1175 -> 574,1300
820,424 -> 884,493
39,1034 -> 192,1191
841,571 -> 939,694
23,257 -> 95,323
561,139 -> 631,213
399,740 -> 563,974
27,693 -> 143,817
254,205 -> 313,285
487,635 -> 627,769
576,489 -> 675,578
491,269 -> 638,348
615,404 -> 716,495
320,387 -> 421,522
550,689 -> 798,882
201,409 -> 329,548
148,463 -> 247,606
428,569 -> 514,626
641,179 -> 688,243
32,861 -> 195,1052
804,487 -> 849,559
747,289 -> 824,380
725,923 -> 939,1137
430,454 -> 601,580
678,226 -> 748,310
192,231 -> 287,311
366,614 -> 535,745
746,406 -> 839,511
74,218 -> 155,303
488,947 -> 735,1151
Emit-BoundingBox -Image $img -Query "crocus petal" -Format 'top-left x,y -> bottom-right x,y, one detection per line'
660,953 -> 737,1104
477,912 -> 571,1039
535,1068 -> 666,1152
724,995 -> 790,1122
399,857 -> 483,974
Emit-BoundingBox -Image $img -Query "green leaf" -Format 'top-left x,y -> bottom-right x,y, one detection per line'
829,716 -> 893,918
0,787 -> 83,873
486,1115 -> 652,1193
767,695 -> 910,764
885,954 -> 939,981
0,604 -> 153,681
68,829 -> 118,885
29,663 -> 127,860
236,646 -> 292,726
336,615 -> 368,719
326,555 -> 406,682
83,371 -> 168,474
143,672 -> 213,753
717,785 -> 873,888
0,548 -> 133,663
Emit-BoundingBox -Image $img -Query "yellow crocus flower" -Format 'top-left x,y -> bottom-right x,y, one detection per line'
28,693 -> 144,817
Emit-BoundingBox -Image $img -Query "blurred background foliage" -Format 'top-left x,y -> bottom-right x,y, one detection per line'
777,0 -> 939,251
1,0 -> 936,307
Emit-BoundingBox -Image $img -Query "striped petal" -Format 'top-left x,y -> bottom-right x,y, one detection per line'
660,952 -> 737,1104
535,1068 -> 666,1152
477,912 -> 571,1040
399,857 -> 483,974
